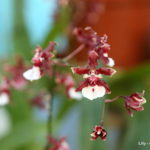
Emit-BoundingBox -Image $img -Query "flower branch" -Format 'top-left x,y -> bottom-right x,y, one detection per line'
63,44 -> 85,62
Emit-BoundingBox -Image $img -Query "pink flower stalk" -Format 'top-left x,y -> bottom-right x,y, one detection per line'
56,74 -> 82,100
74,27 -> 115,67
23,42 -> 56,81
4,57 -> 27,90
91,125 -> 107,141
124,91 -> 146,117
71,50 -> 116,100
48,136 -> 70,150
0,78 -> 10,106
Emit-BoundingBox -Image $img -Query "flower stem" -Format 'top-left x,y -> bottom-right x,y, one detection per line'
100,101 -> 105,126
104,96 -> 121,103
48,96 -> 53,135
45,94 -> 54,150
63,44 -> 85,61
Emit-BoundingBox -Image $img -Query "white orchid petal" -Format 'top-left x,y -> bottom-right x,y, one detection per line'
23,66 -> 41,81
133,96 -> 146,104
108,58 -> 115,67
0,93 -> 9,106
95,74 -> 103,78
83,74 -> 90,78
103,53 -> 108,57
68,88 -> 82,100
0,108 -> 11,138
142,98 -> 147,104
82,85 -> 106,100
58,141 -> 70,150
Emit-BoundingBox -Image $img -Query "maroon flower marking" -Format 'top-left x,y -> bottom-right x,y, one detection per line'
23,42 -> 56,81
4,57 -> 27,90
91,125 -> 107,141
74,27 -> 115,67
71,48 -> 116,100
105,91 -> 146,117
48,136 -> 69,150
124,91 -> 146,117
31,93 -> 51,110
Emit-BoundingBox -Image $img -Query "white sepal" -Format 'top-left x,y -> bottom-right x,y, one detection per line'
0,93 -> 9,106
68,87 -> 82,100
58,141 -> 70,150
23,66 -> 41,81
108,58 -> 115,67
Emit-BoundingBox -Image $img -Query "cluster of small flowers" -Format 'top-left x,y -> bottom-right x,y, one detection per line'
0,57 -> 27,106
73,27 -> 115,67
2,26 -> 145,143
48,136 -> 69,150
23,42 -> 56,81
22,27 -> 147,142
23,42 -> 82,100
72,27 -> 147,141
72,27 -> 116,100
90,91 -> 146,141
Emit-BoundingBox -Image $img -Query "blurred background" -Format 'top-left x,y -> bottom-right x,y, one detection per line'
0,0 -> 150,150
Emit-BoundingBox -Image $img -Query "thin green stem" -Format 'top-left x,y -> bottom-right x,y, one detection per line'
100,101 -> 105,126
45,94 -> 54,150
48,96 -> 53,135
